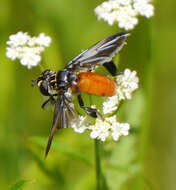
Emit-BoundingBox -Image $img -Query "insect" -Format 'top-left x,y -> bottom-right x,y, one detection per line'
33,32 -> 129,157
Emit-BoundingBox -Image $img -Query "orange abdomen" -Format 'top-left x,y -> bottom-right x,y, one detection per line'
76,72 -> 116,97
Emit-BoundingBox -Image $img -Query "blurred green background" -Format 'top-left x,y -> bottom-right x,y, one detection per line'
0,0 -> 175,189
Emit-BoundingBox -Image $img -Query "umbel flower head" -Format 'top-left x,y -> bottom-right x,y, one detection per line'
6,31 -> 51,69
72,69 -> 139,142
95,0 -> 154,30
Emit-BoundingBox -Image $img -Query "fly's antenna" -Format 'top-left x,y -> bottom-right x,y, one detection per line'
31,79 -> 38,87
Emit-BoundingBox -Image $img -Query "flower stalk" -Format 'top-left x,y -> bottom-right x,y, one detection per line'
94,139 -> 102,190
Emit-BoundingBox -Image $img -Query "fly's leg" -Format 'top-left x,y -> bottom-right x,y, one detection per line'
103,61 -> 124,76
72,81 -> 104,120
103,61 -> 117,76
42,99 -> 50,109
42,94 -> 57,109
77,94 -> 104,120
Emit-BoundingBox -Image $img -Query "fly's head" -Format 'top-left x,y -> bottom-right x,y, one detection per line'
32,69 -> 56,96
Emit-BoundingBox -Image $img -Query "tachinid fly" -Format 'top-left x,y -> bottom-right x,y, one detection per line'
33,32 -> 130,157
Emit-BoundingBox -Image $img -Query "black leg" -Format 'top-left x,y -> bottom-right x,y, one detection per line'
71,81 -> 104,120
77,94 -> 104,120
41,94 -> 57,109
42,98 -> 50,109
103,61 -> 117,76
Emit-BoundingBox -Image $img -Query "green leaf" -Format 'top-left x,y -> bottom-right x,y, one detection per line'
9,179 -> 34,190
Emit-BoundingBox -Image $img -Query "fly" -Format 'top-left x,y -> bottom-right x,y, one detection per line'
33,32 -> 130,157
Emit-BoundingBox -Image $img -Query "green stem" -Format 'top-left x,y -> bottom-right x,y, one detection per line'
94,139 -> 101,190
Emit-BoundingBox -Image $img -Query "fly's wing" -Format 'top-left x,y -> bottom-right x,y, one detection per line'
45,93 -> 77,157
66,32 -> 130,72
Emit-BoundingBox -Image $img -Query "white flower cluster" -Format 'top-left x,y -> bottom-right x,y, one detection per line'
72,69 -> 138,142
103,69 -> 139,114
72,115 -> 130,142
95,0 -> 154,30
116,69 -> 139,99
6,31 -> 51,69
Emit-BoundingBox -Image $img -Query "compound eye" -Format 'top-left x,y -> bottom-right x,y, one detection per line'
39,80 -> 50,96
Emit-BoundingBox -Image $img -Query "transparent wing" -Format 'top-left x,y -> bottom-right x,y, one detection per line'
66,32 -> 130,72
45,93 -> 77,157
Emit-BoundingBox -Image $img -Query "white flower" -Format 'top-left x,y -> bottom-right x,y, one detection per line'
72,114 -> 130,142
89,118 -> 111,141
95,0 -> 154,30
90,116 -> 130,141
21,52 -> 41,68
6,31 -> 52,69
71,116 -> 89,133
103,69 -> 139,114
103,95 -> 119,114
113,0 -> 132,6
111,121 -> 130,141
116,69 -> 139,100
116,6 -> 138,30
35,33 -> 52,47
133,0 -> 154,18
6,47 -> 19,60
7,32 -> 30,47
